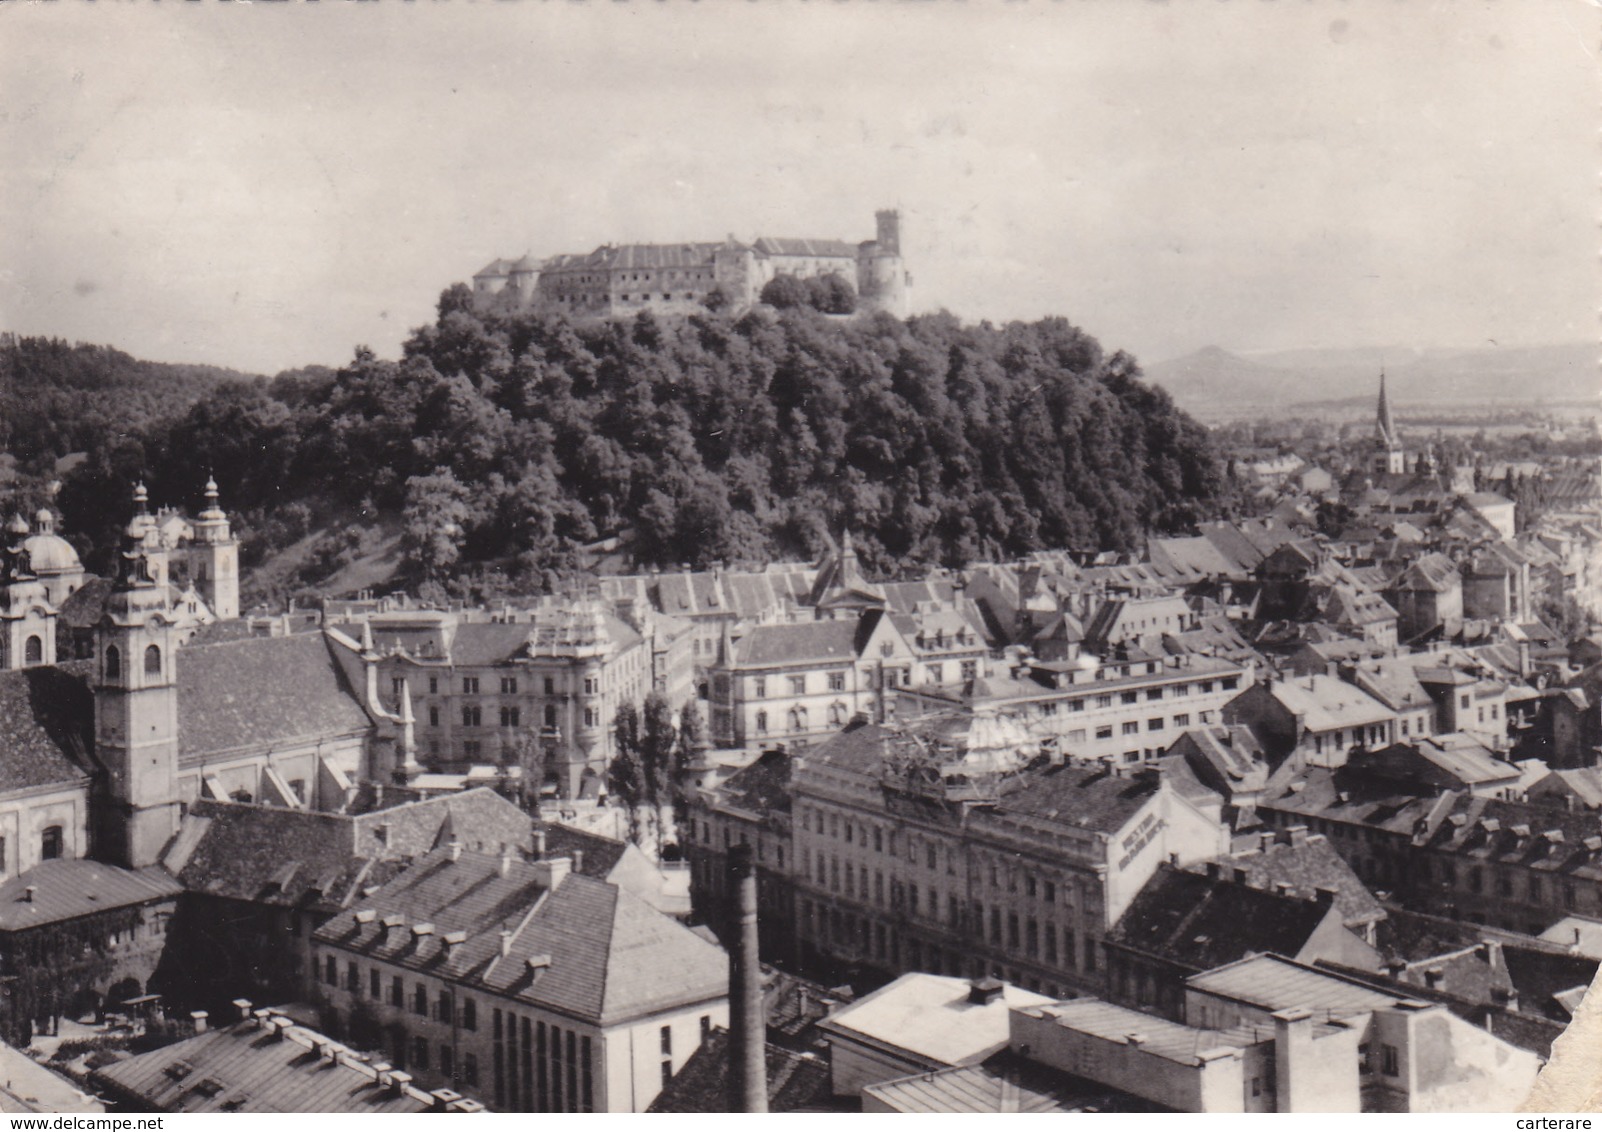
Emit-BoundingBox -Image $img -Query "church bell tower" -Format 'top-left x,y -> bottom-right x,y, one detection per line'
94,536 -> 181,868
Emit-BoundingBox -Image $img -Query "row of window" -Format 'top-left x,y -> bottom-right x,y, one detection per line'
404,675 -> 601,698
801,899 -> 1099,981
322,957 -> 479,1031
104,643 -> 161,679
426,704 -> 599,730
492,1007 -> 595,1112
750,702 -> 850,735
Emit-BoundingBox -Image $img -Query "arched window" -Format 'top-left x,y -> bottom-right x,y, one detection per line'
105,645 -> 121,680
40,826 -> 62,861
23,636 -> 42,666
828,701 -> 848,727
144,644 -> 161,677
789,706 -> 808,733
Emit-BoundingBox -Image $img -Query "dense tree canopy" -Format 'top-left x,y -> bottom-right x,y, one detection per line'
58,291 -> 1230,592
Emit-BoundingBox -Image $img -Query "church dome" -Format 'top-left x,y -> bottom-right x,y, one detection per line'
22,533 -> 82,574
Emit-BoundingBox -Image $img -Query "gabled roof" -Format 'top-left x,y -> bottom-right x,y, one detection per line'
0,662 -> 94,793
317,851 -> 727,1026
176,634 -> 371,765
1215,831 -> 1384,926
0,859 -> 181,931
714,748 -> 793,820
1107,865 -> 1338,971
646,1029 -> 836,1113
732,618 -> 864,667
750,236 -> 858,259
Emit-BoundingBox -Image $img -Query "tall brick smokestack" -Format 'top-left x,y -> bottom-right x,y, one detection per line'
727,844 -> 767,1113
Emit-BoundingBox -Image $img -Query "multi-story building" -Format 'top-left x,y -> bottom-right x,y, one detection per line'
898,652 -> 1251,767
310,845 -> 729,1113
1222,673 -> 1397,771
706,613 -> 914,749
362,601 -> 649,797
1260,764 -> 1602,936
788,718 -> 1229,997
683,749 -> 794,956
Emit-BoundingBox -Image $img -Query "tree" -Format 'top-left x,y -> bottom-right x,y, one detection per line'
609,703 -> 646,845
400,467 -> 473,583
671,698 -> 706,835
639,692 -> 677,852
759,274 -> 810,310
510,730 -> 549,817
807,273 -> 857,315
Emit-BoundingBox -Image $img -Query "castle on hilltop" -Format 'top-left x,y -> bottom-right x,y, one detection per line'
473,208 -> 911,319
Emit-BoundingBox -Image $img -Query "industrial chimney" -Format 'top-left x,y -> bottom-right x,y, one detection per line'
726,844 -> 767,1114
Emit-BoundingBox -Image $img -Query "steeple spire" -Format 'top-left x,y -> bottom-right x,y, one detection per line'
1376,368 -> 1399,449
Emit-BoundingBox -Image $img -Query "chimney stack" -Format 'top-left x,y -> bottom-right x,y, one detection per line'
233,998 -> 253,1022
967,976 -> 1005,1006
727,844 -> 767,1114
191,1010 -> 208,1035
23,886 -> 35,903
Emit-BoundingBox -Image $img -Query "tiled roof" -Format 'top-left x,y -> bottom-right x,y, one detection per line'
646,1030 -> 836,1113
447,622 -> 537,666
714,748 -> 793,820
539,822 -> 630,876
173,802 -> 370,911
56,576 -> 113,629
733,619 -> 863,667
318,851 -> 727,1026
1391,553 -> 1460,594
1147,536 -> 1240,578
1211,831 -> 1384,927
0,859 -> 181,931
176,634 -> 371,765
91,1017 -> 434,1113
0,663 -> 94,792
751,237 -> 858,259
1107,865 -> 1336,971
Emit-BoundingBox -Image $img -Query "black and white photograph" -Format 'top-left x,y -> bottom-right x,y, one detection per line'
0,0 -> 1597,1115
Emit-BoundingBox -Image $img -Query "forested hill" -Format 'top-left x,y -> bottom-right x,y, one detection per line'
61,287 -> 1231,594
0,336 -> 253,476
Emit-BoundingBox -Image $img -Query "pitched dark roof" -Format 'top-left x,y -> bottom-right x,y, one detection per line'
172,802 -> 372,912
91,1017 -> 434,1113
447,622 -> 539,667
0,859 -> 181,931
1212,832 -> 1384,927
539,822 -> 630,876
56,576 -> 113,629
316,850 -> 728,1027
646,1029 -> 837,1113
0,662 -> 94,792
734,619 -> 862,667
716,748 -> 793,820
1107,865 -> 1337,971
176,634 -> 371,765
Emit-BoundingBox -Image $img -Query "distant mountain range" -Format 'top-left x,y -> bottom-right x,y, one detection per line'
1143,342 -> 1598,418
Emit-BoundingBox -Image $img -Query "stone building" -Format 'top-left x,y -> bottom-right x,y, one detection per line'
473,210 -> 911,320
787,718 -> 1230,996
310,846 -> 729,1112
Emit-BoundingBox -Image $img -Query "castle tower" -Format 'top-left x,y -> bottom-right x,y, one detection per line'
0,517 -> 57,670
94,536 -> 181,868
1372,370 -> 1406,477
875,209 -> 901,256
857,209 -> 910,319
189,477 -> 239,620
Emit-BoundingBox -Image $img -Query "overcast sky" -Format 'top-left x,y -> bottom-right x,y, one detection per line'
3,1 -> 1596,375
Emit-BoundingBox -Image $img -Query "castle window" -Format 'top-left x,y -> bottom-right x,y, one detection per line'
105,646 -> 121,680
24,636 -> 41,666
40,826 -> 62,861
144,645 -> 161,677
